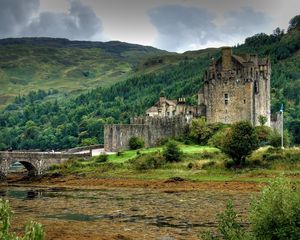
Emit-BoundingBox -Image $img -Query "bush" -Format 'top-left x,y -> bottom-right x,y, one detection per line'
130,152 -> 165,171
128,136 -> 145,150
255,126 -> 272,146
268,129 -> 290,147
163,141 -> 183,162
202,178 -> 300,240
202,200 -> 245,240
221,121 -> 259,166
189,118 -> 213,144
208,128 -> 229,148
96,153 -> 108,163
0,199 -> 44,240
250,178 -> 300,240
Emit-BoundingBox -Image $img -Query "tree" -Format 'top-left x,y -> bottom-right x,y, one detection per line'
221,121 -> 259,166
288,15 -> 300,32
163,140 -> 183,162
189,118 -> 213,144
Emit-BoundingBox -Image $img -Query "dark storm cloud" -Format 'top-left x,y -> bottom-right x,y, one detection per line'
149,4 -> 271,51
0,0 -> 39,38
222,7 -> 271,36
23,0 -> 103,40
149,5 -> 218,52
0,0 -> 103,40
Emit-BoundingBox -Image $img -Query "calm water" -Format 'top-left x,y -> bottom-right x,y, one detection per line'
0,186 -> 252,240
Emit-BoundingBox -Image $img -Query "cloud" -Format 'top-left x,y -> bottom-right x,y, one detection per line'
149,5 -> 218,52
22,0 -> 103,40
0,0 -> 103,40
149,4 -> 272,52
222,7 -> 272,37
0,0 -> 39,38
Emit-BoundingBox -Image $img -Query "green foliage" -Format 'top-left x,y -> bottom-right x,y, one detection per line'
96,154 -> 108,163
288,15 -> 300,32
221,121 -> 259,166
202,178 -> 300,240
202,200 -> 246,240
129,152 -> 165,171
0,199 -> 44,240
128,136 -> 145,150
163,141 -> 183,162
255,126 -> 272,146
249,147 -> 300,164
250,178 -> 300,240
268,129 -> 290,147
208,128 -> 229,148
189,118 -> 213,144
80,137 -> 98,146
258,115 -> 267,126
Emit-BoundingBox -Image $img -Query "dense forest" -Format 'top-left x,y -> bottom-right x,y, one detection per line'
0,16 -> 299,150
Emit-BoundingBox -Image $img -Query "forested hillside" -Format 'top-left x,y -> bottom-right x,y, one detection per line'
0,17 -> 299,150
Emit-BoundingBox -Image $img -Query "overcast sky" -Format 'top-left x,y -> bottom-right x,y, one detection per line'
0,0 -> 299,52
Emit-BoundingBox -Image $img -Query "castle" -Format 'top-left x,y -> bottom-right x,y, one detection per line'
104,47 -> 272,151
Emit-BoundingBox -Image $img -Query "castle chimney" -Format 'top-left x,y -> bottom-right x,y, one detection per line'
222,47 -> 232,70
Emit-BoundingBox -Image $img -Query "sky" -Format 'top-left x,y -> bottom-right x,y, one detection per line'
0,0 -> 299,52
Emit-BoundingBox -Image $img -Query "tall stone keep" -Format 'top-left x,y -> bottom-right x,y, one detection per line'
198,47 -> 271,126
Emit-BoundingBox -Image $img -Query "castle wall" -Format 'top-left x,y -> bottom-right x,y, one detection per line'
104,124 -> 150,152
104,116 -> 190,152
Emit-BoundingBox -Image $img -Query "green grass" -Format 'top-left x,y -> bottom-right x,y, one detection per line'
107,144 -> 219,163
48,145 -> 300,184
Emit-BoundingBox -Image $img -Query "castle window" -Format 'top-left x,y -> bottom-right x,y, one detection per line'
224,93 -> 229,105
244,99 -> 246,104
254,81 -> 259,94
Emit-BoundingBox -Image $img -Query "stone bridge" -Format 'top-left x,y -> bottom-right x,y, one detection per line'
0,151 -> 91,180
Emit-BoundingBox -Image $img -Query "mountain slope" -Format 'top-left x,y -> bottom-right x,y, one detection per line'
0,37 -> 168,107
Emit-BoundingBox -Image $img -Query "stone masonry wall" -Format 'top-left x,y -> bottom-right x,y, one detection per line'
104,116 -> 190,152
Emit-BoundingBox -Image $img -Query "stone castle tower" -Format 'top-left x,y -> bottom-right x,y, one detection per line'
198,47 -> 271,126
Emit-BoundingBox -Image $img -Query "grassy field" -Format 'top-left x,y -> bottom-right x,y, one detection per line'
48,144 -> 300,183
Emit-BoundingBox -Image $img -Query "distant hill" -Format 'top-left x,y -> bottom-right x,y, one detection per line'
0,37 -> 169,107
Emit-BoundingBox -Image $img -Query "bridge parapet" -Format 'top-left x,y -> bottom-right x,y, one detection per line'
0,151 -> 91,180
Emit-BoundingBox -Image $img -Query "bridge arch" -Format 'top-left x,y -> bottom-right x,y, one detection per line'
9,160 -> 39,177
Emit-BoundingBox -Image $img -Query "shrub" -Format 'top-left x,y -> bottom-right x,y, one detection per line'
96,153 -> 108,163
202,178 -> 300,240
221,121 -> 259,166
208,128 -> 229,148
268,129 -> 290,148
189,117 -> 213,144
255,126 -> 272,146
130,152 -> 165,171
163,141 -> 183,162
258,115 -> 267,126
202,200 -> 245,240
128,136 -> 145,150
250,178 -> 300,240
0,199 -> 44,240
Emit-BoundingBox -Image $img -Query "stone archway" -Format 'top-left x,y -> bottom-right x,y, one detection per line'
18,161 -> 39,177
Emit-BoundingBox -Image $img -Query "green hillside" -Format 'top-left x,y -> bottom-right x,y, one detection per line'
0,37 -> 168,107
0,23 -> 300,150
